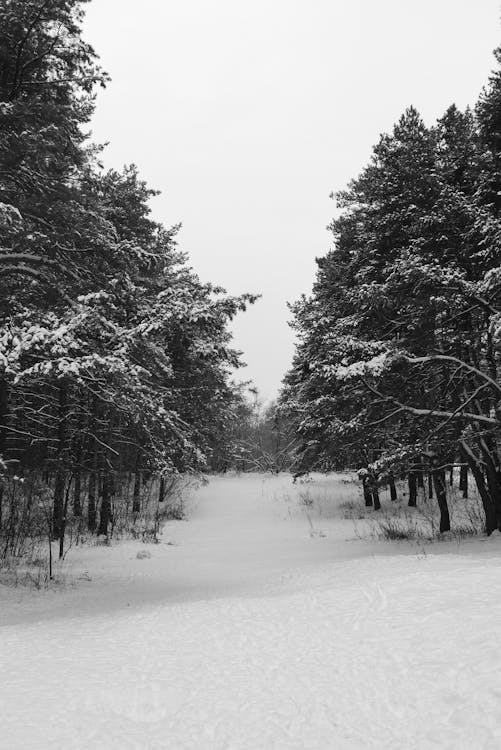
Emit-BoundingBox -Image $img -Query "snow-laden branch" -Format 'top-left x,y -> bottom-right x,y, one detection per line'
403,354 -> 501,395
361,379 -> 499,428
0,252 -> 60,266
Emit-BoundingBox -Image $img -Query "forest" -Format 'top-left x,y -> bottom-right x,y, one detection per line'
281,60 -> 501,535
1,0 -> 501,579
3,4 -> 501,747
0,0 -> 262,562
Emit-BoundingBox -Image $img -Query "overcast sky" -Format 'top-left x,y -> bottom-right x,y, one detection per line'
83,1 -> 500,401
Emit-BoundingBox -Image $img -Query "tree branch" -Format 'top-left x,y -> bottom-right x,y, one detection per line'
404,354 -> 501,396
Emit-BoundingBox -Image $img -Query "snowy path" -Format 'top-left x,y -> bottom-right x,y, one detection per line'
2,473 -> 501,749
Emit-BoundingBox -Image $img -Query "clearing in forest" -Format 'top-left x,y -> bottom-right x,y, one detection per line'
1,472 -> 501,749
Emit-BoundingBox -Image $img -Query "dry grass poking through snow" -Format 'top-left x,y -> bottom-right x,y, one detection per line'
0,474 -> 199,590
4,472 -> 501,749
288,471 -> 488,544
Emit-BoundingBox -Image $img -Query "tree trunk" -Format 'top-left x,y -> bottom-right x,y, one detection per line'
484,461 -> 501,531
408,472 -> 417,507
459,465 -> 468,499
108,472 -> 115,536
87,445 -> 98,532
389,474 -> 397,502
133,469 -> 141,514
52,382 -> 68,539
98,472 -> 111,537
88,472 -> 97,532
372,486 -> 381,510
428,473 -> 433,499
59,478 -> 73,559
73,468 -> 82,516
362,477 -> 373,507
461,444 -> 497,535
476,439 -> 501,529
73,399 -> 85,516
52,470 -> 66,539
432,469 -> 451,533
449,465 -> 454,486
417,467 -> 424,489
158,476 -> 165,504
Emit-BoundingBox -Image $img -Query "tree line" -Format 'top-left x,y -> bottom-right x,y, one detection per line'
209,388 -> 296,475
0,0 -> 256,558
282,43 -> 501,533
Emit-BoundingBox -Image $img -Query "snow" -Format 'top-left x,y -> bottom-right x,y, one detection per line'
2,473 -> 501,749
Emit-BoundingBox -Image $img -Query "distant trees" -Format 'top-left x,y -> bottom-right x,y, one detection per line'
208,387 -> 297,474
0,0 -> 255,556
282,47 -> 501,533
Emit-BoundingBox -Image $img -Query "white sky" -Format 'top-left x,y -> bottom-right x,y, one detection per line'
83,1 -> 500,400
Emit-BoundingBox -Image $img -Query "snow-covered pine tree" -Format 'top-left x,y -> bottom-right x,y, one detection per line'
283,74 -> 501,532
0,0 -> 256,554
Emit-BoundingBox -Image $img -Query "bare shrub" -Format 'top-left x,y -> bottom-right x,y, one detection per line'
0,470 -> 195,586
298,489 -> 314,507
367,480 -> 486,543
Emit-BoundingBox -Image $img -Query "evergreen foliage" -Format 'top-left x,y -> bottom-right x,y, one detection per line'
0,0 -> 256,553
283,47 -> 501,533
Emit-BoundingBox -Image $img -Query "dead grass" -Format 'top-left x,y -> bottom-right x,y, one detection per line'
290,472 -> 488,543
0,474 -> 198,588
0,552 -> 64,589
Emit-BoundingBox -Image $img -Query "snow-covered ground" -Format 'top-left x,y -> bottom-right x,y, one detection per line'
2,472 -> 501,749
